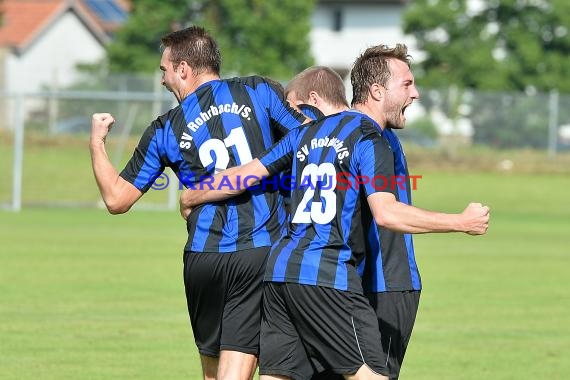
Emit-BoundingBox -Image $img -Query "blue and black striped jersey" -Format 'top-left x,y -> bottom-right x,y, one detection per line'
278,103 -> 327,213
258,110 -> 395,293
298,104 -> 325,120
120,76 -> 306,253
360,128 -> 422,292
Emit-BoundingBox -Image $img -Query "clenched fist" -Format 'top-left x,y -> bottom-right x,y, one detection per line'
461,202 -> 490,235
91,113 -> 116,144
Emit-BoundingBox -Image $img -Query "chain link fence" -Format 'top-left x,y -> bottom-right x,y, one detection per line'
399,86 -> 570,154
1,74 -> 569,210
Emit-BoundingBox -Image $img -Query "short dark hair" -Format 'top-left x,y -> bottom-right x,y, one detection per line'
351,44 -> 412,105
285,66 -> 349,108
160,26 -> 221,75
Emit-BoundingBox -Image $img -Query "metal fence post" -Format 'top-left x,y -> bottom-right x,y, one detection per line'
548,89 -> 559,158
12,93 -> 25,211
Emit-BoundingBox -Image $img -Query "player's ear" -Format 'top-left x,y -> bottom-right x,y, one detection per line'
308,91 -> 320,106
178,61 -> 190,78
369,83 -> 384,101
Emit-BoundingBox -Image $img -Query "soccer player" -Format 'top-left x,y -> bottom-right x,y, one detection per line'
280,66 -> 346,215
283,65 -> 347,121
289,51 -> 422,379
179,48 -> 490,379
349,44 -> 422,380
287,48 -> 481,380
89,26 -> 308,380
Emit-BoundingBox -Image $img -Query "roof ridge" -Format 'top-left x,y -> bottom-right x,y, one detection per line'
0,0 -> 109,52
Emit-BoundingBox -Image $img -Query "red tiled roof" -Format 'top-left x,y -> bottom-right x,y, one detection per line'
0,0 -> 66,48
0,0 -> 110,52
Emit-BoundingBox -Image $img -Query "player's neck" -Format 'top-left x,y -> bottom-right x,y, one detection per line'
352,102 -> 386,130
323,104 -> 349,116
193,73 -> 220,89
180,73 -> 221,102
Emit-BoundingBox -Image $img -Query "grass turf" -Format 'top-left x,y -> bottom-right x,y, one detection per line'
400,171 -> 570,379
1,142 -> 569,378
0,209 -> 201,379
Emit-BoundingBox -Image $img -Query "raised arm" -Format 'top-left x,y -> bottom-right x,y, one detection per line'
367,192 -> 490,235
179,159 -> 270,219
90,113 -> 143,214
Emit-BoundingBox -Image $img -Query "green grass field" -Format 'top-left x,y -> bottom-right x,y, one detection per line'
400,172 -> 570,379
0,209 -> 199,379
1,134 -> 569,379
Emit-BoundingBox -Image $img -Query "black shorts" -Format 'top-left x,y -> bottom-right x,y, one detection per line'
367,290 -> 421,379
183,247 -> 269,357
310,290 -> 421,380
259,282 -> 389,379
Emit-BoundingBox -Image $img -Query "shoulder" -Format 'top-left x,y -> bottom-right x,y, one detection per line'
323,111 -> 381,140
356,115 -> 382,136
223,76 -> 280,98
299,104 -> 325,120
147,105 -> 186,135
227,75 -> 267,88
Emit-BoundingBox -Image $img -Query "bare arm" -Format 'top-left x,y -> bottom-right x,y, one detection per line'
367,192 -> 490,235
90,113 -> 143,214
179,159 -> 270,219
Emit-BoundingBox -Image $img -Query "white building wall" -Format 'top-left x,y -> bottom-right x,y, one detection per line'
5,10 -> 105,94
310,4 -> 418,74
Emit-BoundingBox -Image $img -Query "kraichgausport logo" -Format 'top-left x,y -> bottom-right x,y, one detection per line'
151,173 -> 422,191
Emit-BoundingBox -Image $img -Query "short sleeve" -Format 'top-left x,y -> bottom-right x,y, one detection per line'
354,134 -> 396,197
259,128 -> 299,175
119,122 -> 166,193
260,79 -> 306,134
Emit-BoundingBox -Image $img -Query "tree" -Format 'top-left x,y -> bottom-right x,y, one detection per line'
403,0 -> 570,149
403,0 -> 570,92
106,0 -> 189,73
106,0 -> 315,79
